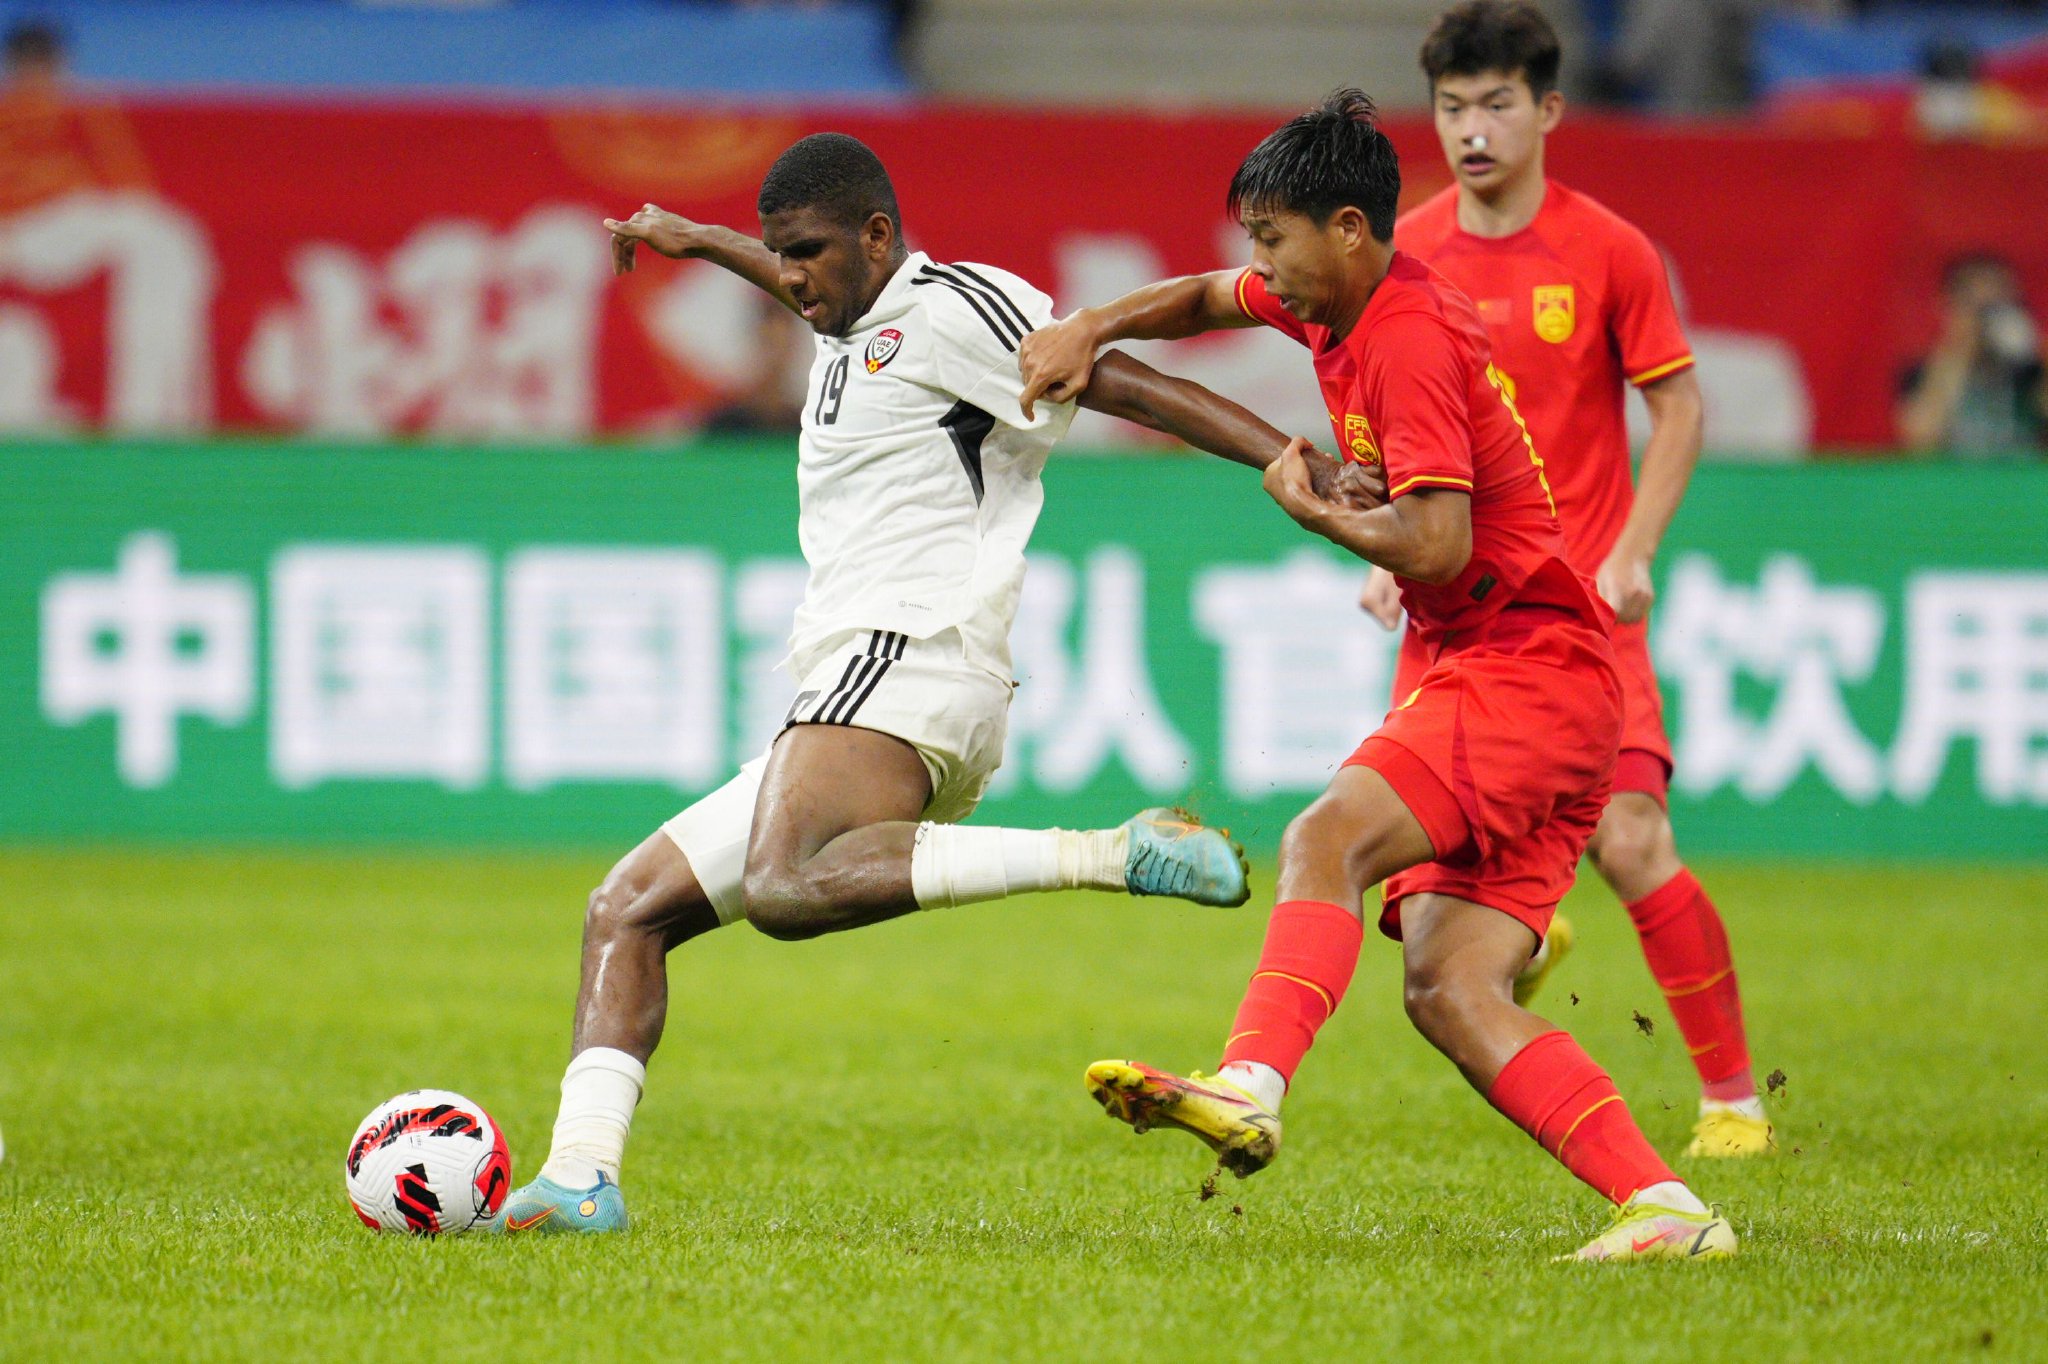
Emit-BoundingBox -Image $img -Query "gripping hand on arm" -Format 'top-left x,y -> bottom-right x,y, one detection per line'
1082,351 -> 1384,511
1264,440 -> 1469,582
1018,270 -> 1257,419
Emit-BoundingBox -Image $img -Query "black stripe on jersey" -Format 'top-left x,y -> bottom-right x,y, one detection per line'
913,270 -> 1020,351
940,401 -> 996,504
939,263 -> 1033,338
923,263 -> 1030,340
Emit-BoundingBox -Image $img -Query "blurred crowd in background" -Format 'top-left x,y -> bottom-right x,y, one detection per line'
1,0 -> 2044,456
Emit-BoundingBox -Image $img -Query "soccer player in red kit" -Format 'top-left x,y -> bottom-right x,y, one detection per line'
1019,90 -> 1734,1261
1363,1 -> 1770,1159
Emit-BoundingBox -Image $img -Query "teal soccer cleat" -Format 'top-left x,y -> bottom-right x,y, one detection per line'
501,1171 -> 629,1235
1121,807 -> 1251,907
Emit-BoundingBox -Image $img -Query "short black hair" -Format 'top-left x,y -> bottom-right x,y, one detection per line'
756,132 -> 901,234
4,18 -> 64,64
1227,89 -> 1401,243
1420,1 -> 1563,101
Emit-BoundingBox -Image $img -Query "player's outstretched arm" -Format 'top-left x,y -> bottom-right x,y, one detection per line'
1085,351 -> 1385,508
1018,270 -> 1255,417
1263,439 -> 1470,582
602,204 -> 798,313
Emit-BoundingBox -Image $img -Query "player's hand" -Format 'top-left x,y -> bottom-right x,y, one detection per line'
1017,313 -> 1100,419
1326,458 -> 1387,511
1358,565 -> 1402,630
1262,436 -> 1334,530
1301,446 -> 1348,502
602,204 -> 703,276
1596,548 -> 1656,624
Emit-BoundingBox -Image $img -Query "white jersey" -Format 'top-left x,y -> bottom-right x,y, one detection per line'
786,250 -> 1076,680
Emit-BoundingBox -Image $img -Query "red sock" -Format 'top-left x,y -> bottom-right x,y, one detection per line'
1487,1031 -> 1677,1204
1626,868 -> 1755,1101
1218,900 -> 1362,1085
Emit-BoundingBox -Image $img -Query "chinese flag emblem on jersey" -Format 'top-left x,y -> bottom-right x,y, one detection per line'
1343,412 -> 1381,465
1532,285 -> 1575,344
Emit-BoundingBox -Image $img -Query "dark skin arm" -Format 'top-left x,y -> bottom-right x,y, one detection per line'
1263,438 -> 1471,583
1083,349 -> 1385,507
603,204 -> 798,312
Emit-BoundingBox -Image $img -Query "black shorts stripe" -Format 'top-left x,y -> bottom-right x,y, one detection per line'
804,632 -> 907,727
821,656 -> 887,725
834,657 -> 894,725
913,271 -> 1020,351
807,654 -> 866,724
938,263 -> 1033,337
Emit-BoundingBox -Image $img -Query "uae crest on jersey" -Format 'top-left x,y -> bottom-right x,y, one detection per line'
865,328 -> 904,373
1532,285 -> 1575,344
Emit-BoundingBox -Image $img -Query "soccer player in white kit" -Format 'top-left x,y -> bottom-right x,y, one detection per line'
502,133 -> 1375,1233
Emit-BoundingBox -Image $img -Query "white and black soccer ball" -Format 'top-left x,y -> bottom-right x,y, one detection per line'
344,1089 -> 512,1235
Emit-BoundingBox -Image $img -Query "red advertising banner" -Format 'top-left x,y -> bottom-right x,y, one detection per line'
1,90 -> 2043,450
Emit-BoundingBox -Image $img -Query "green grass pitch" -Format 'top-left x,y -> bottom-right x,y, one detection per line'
2,848 -> 2044,1361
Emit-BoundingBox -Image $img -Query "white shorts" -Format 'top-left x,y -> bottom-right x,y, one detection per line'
660,627 -> 1012,925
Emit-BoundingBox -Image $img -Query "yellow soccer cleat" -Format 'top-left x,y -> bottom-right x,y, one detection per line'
1512,915 -> 1575,1008
1558,1200 -> 1738,1263
1084,1059 -> 1281,1179
1685,1106 -> 1777,1158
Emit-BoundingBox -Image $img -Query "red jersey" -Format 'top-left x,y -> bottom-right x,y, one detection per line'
1234,253 -> 1600,644
1395,183 -> 1694,570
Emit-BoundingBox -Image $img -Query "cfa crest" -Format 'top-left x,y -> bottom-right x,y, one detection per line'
865,327 -> 904,373
1343,412 -> 1381,465
1532,285 -> 1575,344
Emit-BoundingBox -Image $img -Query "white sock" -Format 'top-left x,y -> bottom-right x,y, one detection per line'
537,1046 -> 645,1188
1631,1180 -> 1709,1215
1217,1061 -> 1286,1114
910,823 -> 1129,909
1701,1095 -> 1767,1121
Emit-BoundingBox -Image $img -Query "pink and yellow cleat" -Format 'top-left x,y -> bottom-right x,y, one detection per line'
1560,1199 -> 1737,1263
1084,1059 -> 1281,1178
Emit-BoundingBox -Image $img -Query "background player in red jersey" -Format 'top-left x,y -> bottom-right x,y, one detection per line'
1019,90 -> 1734,1262
1370,1 -> 1771,1159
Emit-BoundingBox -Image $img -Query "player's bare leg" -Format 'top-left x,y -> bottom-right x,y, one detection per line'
1399,890 -> 1731,1258
738,724 -> 935,938
742,724 -> 1248,942
573,833 -> 723,1060
1087,765 -> 1431,1175
509,835 -> 720,1233
1398,893 -> 1553,1088
1587,789 -> 1771,1157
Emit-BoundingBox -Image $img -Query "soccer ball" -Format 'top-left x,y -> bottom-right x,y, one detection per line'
344,1089 -> 512,1235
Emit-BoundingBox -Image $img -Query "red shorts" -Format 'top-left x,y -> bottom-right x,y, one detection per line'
1364,605 -> 1622,943
1611,618 -> 1673,803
